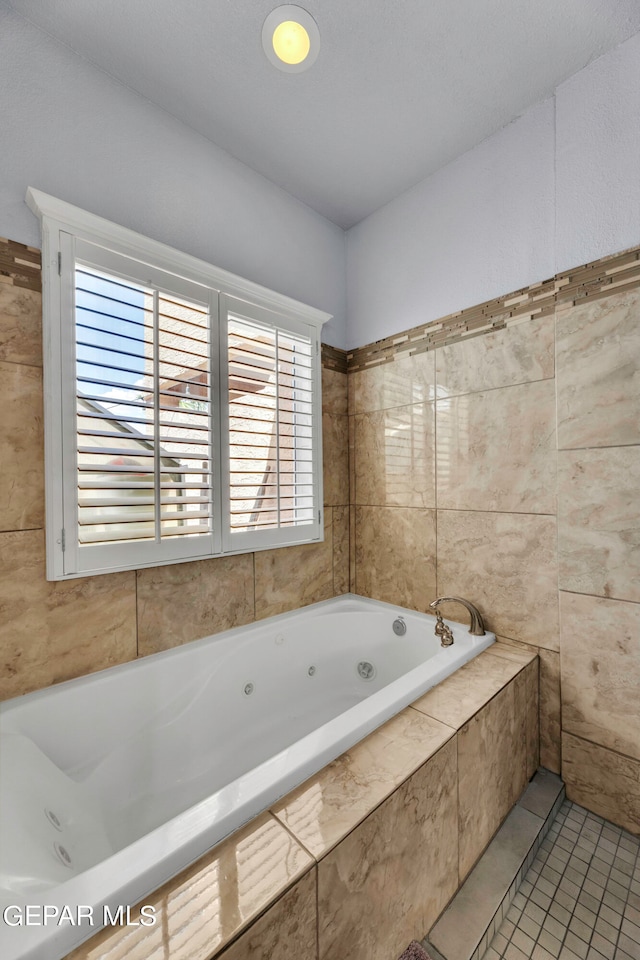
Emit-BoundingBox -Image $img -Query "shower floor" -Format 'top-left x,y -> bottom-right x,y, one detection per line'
484,800 -> 640,960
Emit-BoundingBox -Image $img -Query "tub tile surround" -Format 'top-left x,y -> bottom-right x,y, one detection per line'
411,649 -> 533,731
0,240 -> 43,365
322,411 -> 349,506
558,445 -> 640,602
0,529 -> 137,699
492,638 -> 562,776
436,379 -> 557,514
271,706 -> 455,859
321,364 -> 348,416
66,813 -> 315,960
354,505 -> 437,612
456,668 -> 534,880
350,256 -> 640,810
69,646 -> 538,960
254,511 -> 335,619
332,504 -> 350,595
434,314 -> 555,399
556,286 -> 640,450
0,358 -> 44,531
560,591 -> 640,762
136,554 -> 255,655
3,234 -> 640,948
561,734 -> 640,839
436,510 -> 560,650
350,347 -> 436,414
317,737 -> 459,960
218,869 -> 317,960
354,401 -> 436,508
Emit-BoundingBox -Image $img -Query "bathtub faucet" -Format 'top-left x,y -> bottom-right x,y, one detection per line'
429,596 -> 486,636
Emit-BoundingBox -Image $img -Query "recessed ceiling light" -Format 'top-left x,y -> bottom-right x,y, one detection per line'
262,5 -> 320,73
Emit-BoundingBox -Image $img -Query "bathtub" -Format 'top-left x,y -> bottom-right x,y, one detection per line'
0,593 -> 494,960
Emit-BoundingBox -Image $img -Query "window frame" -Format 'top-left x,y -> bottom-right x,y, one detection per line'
27,188 -> 329,581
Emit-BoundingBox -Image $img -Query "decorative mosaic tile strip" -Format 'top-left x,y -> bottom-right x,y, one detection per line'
321,341 -> 348,373
1,236 -> 349,373
0,237 -> 42,293
347,244 -> 640,372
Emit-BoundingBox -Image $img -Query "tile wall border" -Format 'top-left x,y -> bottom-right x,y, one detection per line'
346,244 -> 640,372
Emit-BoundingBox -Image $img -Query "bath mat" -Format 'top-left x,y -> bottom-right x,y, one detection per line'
397,941 -> 434,960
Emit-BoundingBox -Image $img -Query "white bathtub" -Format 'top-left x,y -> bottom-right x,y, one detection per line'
0,593 -> 494,960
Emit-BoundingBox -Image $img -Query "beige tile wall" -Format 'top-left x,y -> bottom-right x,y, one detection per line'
350,282 -> 640,835
556,287 -> 640,829
351,310 -> 561,774
3,234 -> 639,841
0,244 -> 349,700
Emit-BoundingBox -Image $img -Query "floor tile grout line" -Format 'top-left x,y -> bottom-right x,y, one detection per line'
486,799 -> 640,960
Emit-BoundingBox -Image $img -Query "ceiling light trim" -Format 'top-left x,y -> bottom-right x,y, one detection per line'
262,5 -> 320,73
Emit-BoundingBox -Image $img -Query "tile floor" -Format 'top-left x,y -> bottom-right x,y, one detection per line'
484,800 -> 640,960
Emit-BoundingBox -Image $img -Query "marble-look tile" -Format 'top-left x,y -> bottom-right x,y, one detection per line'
349,505 -> 356,592
355,505 -> 436,613
558,446 -> 640,602
435,315 -> 555,398
411,650 -> 534,730
318,738 -> 458,960
560,591 -> 640,762
0,282 -> 42,366
487,640 -> 539,666
556,288 -> 640,449
332,504 -> 349,595
322,413 -> 349,506
562,733 -> 640,838
0,529 -> 136,699
137,553 -> 255,656
436,380 -> 557,514
351,350 -> 436,414
272,707 -> 454,859
255,511 -> 333,619
538,648 -> 561,775
322,365 -> 348,416
67,813 -> 314,960
514,659 -> 540,781
218,868 -> 317,960
493,637 -> 562,775
437,510 -> 559,650
354,402 -> 435,508
0,360 -> 44,531
348,414 -> 356,505
458,682 -> 527,880
488,645 -> 540,780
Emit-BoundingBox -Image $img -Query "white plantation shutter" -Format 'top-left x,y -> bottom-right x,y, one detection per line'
61,238 -> 218,575
32,190 -> 327,581
222,296 -> 322,551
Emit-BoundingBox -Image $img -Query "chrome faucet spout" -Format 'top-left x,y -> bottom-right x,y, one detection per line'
429,596 -> 486,636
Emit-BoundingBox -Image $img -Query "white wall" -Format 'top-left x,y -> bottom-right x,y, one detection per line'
347,100 -> 555,349
347,31 -> 640,350
0,6 -> 347,347
556,30 -> 640,272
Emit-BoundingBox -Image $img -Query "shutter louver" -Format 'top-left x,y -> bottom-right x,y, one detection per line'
75,264 -> 213,549
227,312 -> 315,535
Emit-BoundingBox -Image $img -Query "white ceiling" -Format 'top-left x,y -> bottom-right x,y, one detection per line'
9,0 -> 640,228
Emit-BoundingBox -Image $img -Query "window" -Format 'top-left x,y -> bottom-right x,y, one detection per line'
28,189 -> 328,579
